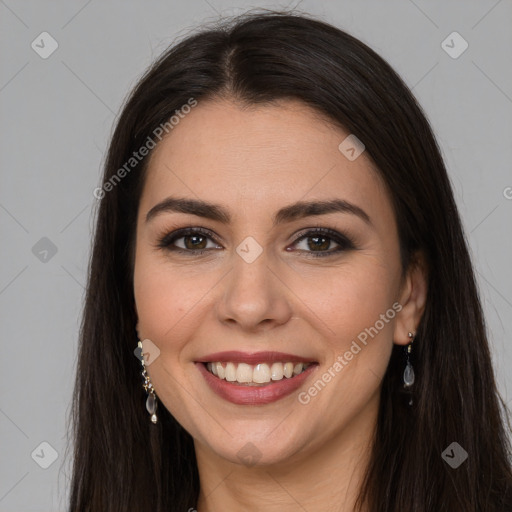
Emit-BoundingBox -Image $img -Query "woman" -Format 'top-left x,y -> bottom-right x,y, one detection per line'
67,10 -> 512,511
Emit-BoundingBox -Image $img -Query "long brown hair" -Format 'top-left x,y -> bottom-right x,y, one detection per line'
67,10 -> 512,511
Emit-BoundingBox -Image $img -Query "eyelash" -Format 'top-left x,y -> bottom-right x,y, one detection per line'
155,226 -> 356,258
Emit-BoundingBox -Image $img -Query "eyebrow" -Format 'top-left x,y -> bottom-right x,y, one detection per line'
145,196 -> 372,227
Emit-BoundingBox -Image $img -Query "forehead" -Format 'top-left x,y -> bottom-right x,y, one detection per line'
139,98 -> 391,226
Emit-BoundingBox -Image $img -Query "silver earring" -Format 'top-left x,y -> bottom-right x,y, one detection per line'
137,340 -> 158,424
403,332 -> 415,389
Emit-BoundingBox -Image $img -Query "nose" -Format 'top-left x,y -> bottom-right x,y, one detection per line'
216,248 -> 294,333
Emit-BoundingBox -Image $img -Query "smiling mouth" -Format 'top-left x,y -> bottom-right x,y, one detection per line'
203,361 -> 316,386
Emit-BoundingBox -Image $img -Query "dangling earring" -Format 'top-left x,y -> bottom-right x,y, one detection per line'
137,340 -> 158,424
403,331 -> 415,390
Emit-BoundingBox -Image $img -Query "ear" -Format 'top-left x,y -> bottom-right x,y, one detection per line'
393,251 -> 428,346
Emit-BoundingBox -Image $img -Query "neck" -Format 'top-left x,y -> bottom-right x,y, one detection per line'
194,393 -> 378,512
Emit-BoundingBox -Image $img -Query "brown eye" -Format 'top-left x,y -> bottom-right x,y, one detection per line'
305,235 -> 331,251
290,229 -> 355,257
182,234 -> 208,250
157,228 -> 222,254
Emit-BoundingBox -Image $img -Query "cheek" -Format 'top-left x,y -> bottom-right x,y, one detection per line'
134,270 -> 177,341
296,259 -> 399,400
133,249 -> 210,342
298,260 -> 398,339
133,256 -> 202,428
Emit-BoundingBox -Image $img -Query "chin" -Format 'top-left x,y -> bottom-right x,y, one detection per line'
193,418 -> 315,468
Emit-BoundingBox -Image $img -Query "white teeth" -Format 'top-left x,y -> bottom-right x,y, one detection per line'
253,363 -> 271,383
205,361 -> 312,384
225,362 -> 237,382
215,362 -> 225,379
236,363 -> 253,383
283,362 -> 294,378
270,362 -> 283,381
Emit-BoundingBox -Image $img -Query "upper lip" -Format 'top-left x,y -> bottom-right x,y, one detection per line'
196,351 -> 317,365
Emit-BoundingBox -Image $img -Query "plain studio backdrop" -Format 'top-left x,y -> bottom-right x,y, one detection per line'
0,1 -> 511,510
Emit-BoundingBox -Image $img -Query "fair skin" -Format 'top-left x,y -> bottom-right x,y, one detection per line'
133,98 -> 427,512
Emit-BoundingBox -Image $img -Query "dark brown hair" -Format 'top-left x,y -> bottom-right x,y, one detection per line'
67,9 -> 512,511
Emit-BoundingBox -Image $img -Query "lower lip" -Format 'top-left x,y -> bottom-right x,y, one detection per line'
196,362 -> 318,405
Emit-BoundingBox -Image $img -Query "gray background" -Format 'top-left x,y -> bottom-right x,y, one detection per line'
1,0 -> 511,510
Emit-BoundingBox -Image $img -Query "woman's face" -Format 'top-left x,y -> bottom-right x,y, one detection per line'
133,98 -> 417,466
